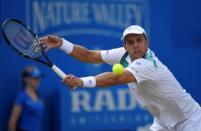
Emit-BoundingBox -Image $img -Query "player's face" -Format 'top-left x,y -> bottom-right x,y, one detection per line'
124,34 -> 148,60
24,77 -> 41,90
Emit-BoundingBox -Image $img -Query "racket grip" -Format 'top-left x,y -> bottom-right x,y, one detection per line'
51,65 -> 77,90
51,65 -> 66,79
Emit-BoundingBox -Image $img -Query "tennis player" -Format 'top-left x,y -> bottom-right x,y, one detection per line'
40,25 -> 201,131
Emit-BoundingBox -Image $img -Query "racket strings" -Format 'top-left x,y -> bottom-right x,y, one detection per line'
18,29 -> 35,56
5,24 -> 25,54
14,25 -> 38,57
3,21 -> 43,58
5,22 -> 31,53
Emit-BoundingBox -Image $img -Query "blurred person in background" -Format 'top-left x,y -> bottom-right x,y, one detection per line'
8,66 -> 44,131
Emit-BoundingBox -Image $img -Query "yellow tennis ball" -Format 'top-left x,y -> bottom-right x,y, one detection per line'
112,64 -> 124,75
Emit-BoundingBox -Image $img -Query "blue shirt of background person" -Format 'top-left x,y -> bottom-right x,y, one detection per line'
8,66 -> 45,131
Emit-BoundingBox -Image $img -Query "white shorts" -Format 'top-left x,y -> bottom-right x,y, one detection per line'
150,109 -> 201,131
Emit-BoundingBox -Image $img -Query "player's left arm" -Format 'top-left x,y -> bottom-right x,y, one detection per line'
63,69 -> 136,89
95,70 -> 136,87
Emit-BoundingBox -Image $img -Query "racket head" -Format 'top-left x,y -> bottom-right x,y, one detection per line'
1,19 -> 44,59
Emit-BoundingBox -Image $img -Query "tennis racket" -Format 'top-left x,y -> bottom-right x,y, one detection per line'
1,19 -> 67,80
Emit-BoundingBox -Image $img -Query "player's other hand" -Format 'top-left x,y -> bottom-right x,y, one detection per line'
39,35 -> 63,51
62,74 -> 83,89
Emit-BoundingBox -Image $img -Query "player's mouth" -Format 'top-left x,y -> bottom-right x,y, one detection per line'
134,50 -> 142,55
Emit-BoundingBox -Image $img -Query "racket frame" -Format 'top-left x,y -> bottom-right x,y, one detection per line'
1,19 -> 67,80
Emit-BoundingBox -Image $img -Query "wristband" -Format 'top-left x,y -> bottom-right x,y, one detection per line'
60,38 -> 74,54
80,76 -> 96,88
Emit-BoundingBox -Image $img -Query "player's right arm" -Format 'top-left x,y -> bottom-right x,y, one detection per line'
70,45 -> 104,63
40,35 -> 104,64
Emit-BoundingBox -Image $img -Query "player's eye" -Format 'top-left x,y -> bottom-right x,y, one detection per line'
126,40 -> 134,44
137,38 -> 142,43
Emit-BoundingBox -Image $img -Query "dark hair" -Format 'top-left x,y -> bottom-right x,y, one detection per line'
21,66 -> 33,89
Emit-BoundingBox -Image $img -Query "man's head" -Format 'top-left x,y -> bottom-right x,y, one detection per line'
122,25 -> 148,60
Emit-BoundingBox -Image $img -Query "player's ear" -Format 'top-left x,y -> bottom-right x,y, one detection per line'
144,35 -> 149,46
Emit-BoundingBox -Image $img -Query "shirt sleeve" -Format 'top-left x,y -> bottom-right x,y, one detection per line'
126,58 -> 156,83
101,47 -> 126,65
15,92 -> 26,107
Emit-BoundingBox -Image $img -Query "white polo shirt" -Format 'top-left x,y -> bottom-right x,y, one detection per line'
101,47 -> 201,128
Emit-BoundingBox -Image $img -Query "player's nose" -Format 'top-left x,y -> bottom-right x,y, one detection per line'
133,42 -> 139,49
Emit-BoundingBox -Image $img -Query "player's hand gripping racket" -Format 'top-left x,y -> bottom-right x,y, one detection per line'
1,19 -> 67,81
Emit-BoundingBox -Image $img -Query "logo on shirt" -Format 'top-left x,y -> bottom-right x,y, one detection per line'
135,62 -> 142,66
130,66 -> 139,74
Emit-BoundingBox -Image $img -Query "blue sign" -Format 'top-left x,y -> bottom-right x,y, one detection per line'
0,0 -> 201,131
